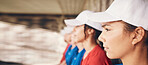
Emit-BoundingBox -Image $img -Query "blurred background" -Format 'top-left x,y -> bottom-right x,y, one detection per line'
0,0 -> 116,65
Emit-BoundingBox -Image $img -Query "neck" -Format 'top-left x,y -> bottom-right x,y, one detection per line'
76,42 -> 84,52
71,44 -> 76,49
82,37 -> 97,52
121,43 -> 148,65
82,36 -> 97,59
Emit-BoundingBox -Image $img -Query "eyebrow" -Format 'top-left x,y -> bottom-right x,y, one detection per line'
102,24 -> 111,27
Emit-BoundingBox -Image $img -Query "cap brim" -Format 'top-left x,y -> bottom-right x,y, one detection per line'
88,12 -> 121,23
64,19 -> 84,26
60,26 -> 74,35
65,19 -> 103,31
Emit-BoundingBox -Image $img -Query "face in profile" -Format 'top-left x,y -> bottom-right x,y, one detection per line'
64,33 -> 73,44
99,21 -> 135,59
72,25 -> 85,43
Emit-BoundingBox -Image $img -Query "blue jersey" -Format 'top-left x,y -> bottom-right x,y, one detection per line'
71,48 -> 86,65
65,45 -> 79,65
115,64 -> 123,65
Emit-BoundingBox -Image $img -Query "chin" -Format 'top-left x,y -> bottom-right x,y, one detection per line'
106,52 -> 119,59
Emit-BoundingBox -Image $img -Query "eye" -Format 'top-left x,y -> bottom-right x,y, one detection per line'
76,25 -> 81,27
105,28 -> 111,31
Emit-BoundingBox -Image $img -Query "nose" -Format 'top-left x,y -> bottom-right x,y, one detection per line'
98,32 -> 106,43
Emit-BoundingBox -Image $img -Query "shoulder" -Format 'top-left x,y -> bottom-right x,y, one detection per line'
90,45 -> 106,56
87,45 -> 111,65
82,45 -> 112,65
89,45 -> 109,61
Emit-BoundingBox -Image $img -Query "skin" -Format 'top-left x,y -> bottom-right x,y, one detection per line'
71,32 -> 84,52
72,25 -> 97,59
71,25 -> 85,43
64,33 -> 73,44
99,21 -> 148,65
64,32 -> 76,48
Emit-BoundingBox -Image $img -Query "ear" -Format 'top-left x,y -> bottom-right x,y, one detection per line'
87,28 -> 95,35
132,27 -> 145,45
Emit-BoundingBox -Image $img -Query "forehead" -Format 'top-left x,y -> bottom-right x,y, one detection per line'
74,25 -> 84,28
101,21 -> 125,28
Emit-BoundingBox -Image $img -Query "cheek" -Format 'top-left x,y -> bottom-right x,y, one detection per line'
65,36 -> 71,43
105,31 -> 123,51
106,31 -> 123,46
74,30 -> 85,42
105,31 -> 133,58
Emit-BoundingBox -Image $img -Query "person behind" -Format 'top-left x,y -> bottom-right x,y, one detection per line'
65,10 -> 112,65
88,0 -> 148,65
60,26 -> 85,65
60,26 -> 78,65
70,33 -> 86,65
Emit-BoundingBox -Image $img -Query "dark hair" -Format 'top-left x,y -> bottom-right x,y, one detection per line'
145,31 -> 148,47
84,24 -> 104,48
84,24 -> 101,40
123,22 -> 137,32
123,22 -> 148,47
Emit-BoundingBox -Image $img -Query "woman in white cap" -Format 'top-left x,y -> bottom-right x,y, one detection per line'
65,10 -> 112,65
89,0 -> 148,65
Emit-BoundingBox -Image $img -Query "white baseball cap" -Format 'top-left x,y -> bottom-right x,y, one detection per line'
64,10 -> 102,31
88,0 -> 148,31
60,26 -> 74,36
